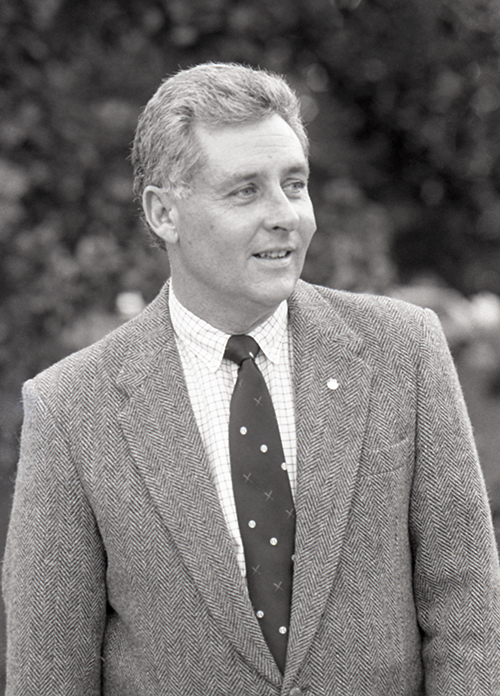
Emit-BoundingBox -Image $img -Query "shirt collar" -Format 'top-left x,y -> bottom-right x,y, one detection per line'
168,281 -> 289,373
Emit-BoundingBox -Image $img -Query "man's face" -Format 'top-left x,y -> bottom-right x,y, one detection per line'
168,113 -> 317,332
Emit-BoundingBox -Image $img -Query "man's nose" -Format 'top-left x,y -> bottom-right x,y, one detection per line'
263,188 -> 300,232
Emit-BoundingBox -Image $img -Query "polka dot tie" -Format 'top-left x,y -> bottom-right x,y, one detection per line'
225,334 -> 295,673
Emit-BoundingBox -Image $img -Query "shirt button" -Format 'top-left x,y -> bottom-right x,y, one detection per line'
289,689 -> 302,696
248,520 -> 256,528
256,610 -> 264,619
279,626 -> 287,634
270,537 -> 278,546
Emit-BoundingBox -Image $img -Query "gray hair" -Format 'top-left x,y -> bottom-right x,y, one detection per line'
131,62 -> 308,246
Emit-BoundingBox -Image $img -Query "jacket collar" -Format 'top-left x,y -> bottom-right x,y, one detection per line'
115,280 -> 362,395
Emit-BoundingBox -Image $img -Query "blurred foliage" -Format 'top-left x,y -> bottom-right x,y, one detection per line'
2,0 -> 500,454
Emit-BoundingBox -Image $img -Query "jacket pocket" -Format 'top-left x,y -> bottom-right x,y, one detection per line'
359,436 -> 412,477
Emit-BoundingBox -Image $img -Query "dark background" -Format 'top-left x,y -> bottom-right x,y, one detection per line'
2,0 -> 500,688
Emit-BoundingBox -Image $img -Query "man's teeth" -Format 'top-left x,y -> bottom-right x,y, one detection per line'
256,251 -> 289,259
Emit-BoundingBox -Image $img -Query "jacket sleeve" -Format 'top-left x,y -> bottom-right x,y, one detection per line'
410,308 -> 500,693
2,379 -> 107,696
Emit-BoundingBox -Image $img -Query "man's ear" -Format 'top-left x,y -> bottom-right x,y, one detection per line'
142,185 -> 179,246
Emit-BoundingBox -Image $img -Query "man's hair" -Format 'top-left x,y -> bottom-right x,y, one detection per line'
131,62 -> 308,245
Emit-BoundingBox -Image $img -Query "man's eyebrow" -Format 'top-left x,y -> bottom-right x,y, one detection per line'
222,163 -> 310,187
287,163 -> 310,177
222,172 -> 259,187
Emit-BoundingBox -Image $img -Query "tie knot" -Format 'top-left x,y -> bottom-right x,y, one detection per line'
224,335 -> 260,366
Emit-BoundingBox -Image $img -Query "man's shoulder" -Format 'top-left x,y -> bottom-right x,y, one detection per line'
291,281 -> 444,374
28,287 -> 169,402
293,280 -> 431,336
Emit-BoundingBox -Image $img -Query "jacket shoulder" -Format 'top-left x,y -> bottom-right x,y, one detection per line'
295,280 -> 435,344
26,290 -> 167,405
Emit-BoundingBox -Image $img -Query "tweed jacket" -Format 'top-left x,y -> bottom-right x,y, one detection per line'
3,280 -> 500,696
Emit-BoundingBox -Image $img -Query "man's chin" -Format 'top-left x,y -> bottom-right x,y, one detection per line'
250,279 -> 299,312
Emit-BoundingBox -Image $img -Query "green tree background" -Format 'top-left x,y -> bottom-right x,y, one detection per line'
2,0 -> 500,685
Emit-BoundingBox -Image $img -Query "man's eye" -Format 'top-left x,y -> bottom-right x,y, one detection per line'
284,180 -> 307,194
233,185 -> 257,198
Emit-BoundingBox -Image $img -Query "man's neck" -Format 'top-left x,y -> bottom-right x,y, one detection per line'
169,280 -> 282,335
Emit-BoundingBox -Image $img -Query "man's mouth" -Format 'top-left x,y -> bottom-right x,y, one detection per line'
254,250 -> 291,259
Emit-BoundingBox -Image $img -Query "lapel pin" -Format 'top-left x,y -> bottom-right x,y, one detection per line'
327,378 -> 339,390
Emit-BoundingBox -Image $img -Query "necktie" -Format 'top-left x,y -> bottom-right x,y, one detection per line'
225,334 -> 295,673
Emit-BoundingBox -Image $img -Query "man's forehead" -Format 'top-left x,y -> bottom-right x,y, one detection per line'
192,116 -> 309,177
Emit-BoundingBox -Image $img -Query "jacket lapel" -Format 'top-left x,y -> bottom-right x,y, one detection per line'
116,286 -> 282,686
283,283 -> 373,689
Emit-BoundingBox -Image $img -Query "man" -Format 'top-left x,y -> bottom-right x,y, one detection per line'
3,62 -> 500,695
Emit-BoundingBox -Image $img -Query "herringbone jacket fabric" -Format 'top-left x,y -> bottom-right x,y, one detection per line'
3,280 -> 500,695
